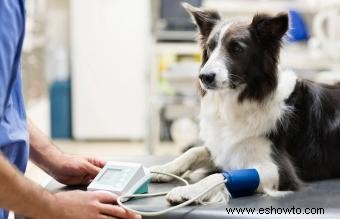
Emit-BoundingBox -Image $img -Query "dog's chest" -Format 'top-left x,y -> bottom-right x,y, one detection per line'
199,92 -> 280,169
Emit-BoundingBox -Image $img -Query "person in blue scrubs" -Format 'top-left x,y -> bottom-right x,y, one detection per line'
0,1 -> 140,219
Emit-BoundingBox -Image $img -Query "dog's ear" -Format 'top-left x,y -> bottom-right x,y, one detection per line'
182,2 -> 221,43
251,12 -> 289,41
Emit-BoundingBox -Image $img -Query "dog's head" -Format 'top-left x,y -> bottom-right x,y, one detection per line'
183,3 -> 289,102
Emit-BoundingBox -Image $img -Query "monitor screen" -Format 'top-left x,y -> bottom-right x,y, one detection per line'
98,168 -> 123,184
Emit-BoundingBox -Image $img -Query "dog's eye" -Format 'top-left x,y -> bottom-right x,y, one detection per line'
229,41 -> 244,54
207,41 -> 216,55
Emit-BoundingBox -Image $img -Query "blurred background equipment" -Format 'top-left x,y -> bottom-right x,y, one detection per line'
171,117 -> 199,148
156,0 -> 202,41
287,9 -> 309,42
313,6 -> 340,61
50,80 -> 72,139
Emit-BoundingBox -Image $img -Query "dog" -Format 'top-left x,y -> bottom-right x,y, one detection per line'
150,2 -> 340,205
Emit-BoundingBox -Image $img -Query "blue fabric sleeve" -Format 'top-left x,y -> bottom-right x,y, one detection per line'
0,0 -> 25,121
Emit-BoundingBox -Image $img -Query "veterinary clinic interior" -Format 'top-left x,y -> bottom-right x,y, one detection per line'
2,0 -> 340,218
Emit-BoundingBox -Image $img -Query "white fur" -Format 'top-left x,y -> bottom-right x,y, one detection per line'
166,173 -> 229,204
149,146 -> 213,183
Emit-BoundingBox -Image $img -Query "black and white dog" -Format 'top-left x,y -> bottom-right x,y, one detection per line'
150,3 -> 340,204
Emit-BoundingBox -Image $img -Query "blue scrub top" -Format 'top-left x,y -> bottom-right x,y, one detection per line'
0,0 -> 29,218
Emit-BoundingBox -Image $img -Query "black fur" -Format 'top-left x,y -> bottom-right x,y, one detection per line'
269,80 -> 340,189
236,13 -> 288,102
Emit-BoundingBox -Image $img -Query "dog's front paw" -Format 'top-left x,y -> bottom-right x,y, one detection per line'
166,180 -> 229,205
149,164 -> 179,183
166,185 -> 201,205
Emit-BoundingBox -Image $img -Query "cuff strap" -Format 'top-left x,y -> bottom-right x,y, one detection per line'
222,169 -> 260,198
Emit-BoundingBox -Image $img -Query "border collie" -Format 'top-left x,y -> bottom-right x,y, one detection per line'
150,2 -> 340,204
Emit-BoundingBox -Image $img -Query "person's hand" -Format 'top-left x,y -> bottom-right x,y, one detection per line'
50,154 -> 106,185
48,190 -> 141,219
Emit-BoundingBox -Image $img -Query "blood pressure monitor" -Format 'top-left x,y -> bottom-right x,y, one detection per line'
88,160 -> 261,217
92,162 -> 260,216
87,161 -> 151,196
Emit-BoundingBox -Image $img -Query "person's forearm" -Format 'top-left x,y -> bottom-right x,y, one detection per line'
0,153 -> 55,218
28,118 -> 64,175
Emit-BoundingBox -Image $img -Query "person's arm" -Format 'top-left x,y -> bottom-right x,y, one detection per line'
28,119 -> 104,185
28,118 -> 65,174
0,153 -> 141,219
0,153 -> 54,217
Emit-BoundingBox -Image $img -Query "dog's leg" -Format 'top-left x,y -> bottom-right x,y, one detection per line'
181,167 -> 213,183
166,161 -> 285,205
150,146 -> 215,183
252,162 -> 292,197
166,173 -> 229,205
165,163 -> 290,205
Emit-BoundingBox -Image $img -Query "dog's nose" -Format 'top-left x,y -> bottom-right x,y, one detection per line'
199,73 -> 216,85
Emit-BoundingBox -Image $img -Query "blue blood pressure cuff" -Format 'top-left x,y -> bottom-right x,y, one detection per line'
222,169 -> 260,198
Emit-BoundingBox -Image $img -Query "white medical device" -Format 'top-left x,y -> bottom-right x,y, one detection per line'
87,161 -> 150,196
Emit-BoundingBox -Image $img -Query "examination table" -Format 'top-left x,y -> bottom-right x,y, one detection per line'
45,155 -> 340,219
